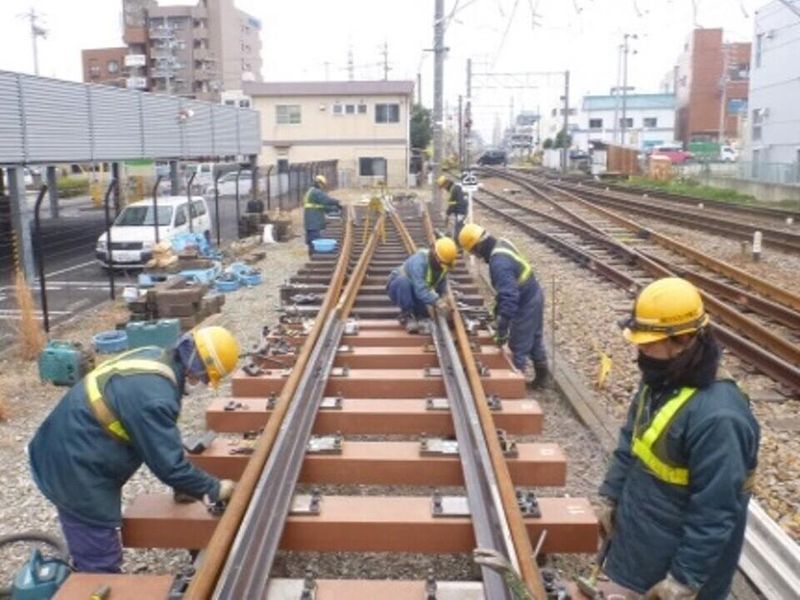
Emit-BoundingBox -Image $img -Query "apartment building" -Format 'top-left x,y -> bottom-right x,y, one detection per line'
82,47 -> 128,87
747,0 -> 800,173
673,28 -> 751,144
243,81 -> 415,187
573,93 -> 676,150
82,0 -> 262,101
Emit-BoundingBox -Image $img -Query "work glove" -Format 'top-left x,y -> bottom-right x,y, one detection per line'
217,479 -> 236,502
644,574 -> 698,600
493,316 -> 509,347
435,298 -> 452,318
596,495 -> 616,540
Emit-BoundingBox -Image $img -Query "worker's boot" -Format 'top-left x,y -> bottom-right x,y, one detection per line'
531,361 -> 551,389
405,317 -> 420,334
397,311 -> 411,327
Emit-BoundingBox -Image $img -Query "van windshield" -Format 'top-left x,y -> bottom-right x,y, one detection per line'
115,205 -> 174,227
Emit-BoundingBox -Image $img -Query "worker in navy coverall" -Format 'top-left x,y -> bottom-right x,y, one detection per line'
459,223 -> 549,388
28,327 -> 240,573
597,278 -> 760,599
303,174 -> 342,258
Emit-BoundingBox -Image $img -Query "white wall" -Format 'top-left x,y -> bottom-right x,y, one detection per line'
572,106 -> 676,150
747,1 -> 800,166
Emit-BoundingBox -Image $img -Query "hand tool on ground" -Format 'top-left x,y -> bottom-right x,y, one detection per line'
182,430 -> 217,454
473,548 -> 534,600
576,537 -> 612,598
89,584 -> 111,600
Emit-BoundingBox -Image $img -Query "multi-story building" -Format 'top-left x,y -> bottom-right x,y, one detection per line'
673,28 -> 751,145
81,47 -> 128,87
82,0 -> 262,101
243,81 -> 415,187
747,0 -> 800,174
572,92 -> 676,151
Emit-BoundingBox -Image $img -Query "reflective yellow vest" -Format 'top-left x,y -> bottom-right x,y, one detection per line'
84,348 -> 177,444
304,189 -> 325,210
400,250 -> 449,289
491,239 -> 532,284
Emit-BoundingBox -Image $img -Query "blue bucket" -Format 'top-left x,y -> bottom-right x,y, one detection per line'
312,238 -> 337,253
93,330 -> 129,354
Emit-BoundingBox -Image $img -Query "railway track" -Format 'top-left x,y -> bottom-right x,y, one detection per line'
55,201 -> 603,599
509,169 -> 800,255
478,167 -> 800,393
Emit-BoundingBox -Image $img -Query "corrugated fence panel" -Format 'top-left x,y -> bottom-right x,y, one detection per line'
238,109 -> 261,156
0,73 -> 24,163
22,77 -> 92,162
142,94 -> 182,158
213,104 -> 239,155
91,86 -> 144,160
183,99 -> 213,157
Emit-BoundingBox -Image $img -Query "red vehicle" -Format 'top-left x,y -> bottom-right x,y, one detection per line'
650,145 -> 694,164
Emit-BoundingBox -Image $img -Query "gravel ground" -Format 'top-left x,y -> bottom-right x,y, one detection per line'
0,207 -> 309,585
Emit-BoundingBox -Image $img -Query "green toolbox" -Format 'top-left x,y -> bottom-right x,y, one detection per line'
126,318 -> 181,349
38,341 -> 95,386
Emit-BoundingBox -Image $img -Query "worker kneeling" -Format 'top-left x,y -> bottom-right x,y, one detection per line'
386,237 -> 458,332
598,278 -> 759,599
459,223 -> 549,388
27,326 -> 241,573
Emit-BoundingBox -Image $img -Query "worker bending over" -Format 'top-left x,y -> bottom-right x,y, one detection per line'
303,174 -> 342,259
386,237 -> 458,332
459,223 -> 549,388
598,277 -> 759,599
28,326 -> 241,573
437,175 -> 468,243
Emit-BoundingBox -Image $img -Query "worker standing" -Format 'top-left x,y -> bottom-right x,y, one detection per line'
597,278 -> 760,599
436,175 -> 468,243
386,237 -> 458,332
304,174 -> 342,259
28,326 -> 242,574
459,223 -> 549,388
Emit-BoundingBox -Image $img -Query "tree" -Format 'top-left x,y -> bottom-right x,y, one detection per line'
554,128 -> 572,149
542,138 -> 554,149
410,104 -> 432,152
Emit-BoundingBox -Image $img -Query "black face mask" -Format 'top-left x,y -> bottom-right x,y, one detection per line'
637,331 -> 720,390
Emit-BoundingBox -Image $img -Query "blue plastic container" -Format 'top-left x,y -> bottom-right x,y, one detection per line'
312,238 -> 337,253
93,330 -> 129,354
240,272 -> 262,286
38,340 -> 94,386
216,278 -> 240,293
180,267 -> 218,285
126,319 -> 180,349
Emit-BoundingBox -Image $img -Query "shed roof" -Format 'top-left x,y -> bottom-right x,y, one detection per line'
243,80 -> 415,97
582,93 -> 675,111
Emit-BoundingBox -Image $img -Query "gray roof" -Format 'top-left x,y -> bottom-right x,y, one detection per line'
243,80 -> 415,98
583,93 -> 675,111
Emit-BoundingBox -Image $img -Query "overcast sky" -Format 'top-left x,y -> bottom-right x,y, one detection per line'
0,0 -> 768,136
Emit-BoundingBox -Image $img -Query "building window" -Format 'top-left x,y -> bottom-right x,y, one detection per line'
375,103 -> 400,123
345,104 -> 355,115
643,117 -> 658,128
332,104 -> 343,115
358,103 -> 367,114
224,100 -> 235,106
359,157 -> 387,177
751,108 -> 762,141
89,61 -> 101,78
755,34 -> 763,68
619,117 -> 633,128
276,104 -> 301,125
107,60 -> 120,74
239,99 -> 250,108
588,118 -> 603,129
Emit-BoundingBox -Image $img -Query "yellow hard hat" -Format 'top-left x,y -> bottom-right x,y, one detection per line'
192,326 -> 240,388
314,174 -> 328,187
621,277 -> 709,345
436,175 -> 449,188
433,237 -> 458,267
458,223 -> 486,252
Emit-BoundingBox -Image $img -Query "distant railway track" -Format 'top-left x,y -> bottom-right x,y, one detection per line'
476,167 -> 800,393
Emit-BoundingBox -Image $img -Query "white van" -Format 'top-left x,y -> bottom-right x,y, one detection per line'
95,195 -> 212,268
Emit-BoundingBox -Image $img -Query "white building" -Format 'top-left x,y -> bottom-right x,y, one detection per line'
747,1 -> 800,177
572,93 -> 676,151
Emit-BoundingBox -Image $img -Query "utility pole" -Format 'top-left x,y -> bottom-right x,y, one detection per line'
20,7 -> 47,75
432,0 -> 445,214
718,42 -> 729,144
621,33 -> 637,146
417,72 -> 422,105
562,70 -> 570,173
347,47 -> 355,81
458,95 -> 464,170
613,43 -> 623,144
465,58 -> 472,166
382,41 -> 390,80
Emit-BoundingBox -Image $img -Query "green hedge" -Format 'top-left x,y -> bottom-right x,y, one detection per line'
56,176 -> 90,198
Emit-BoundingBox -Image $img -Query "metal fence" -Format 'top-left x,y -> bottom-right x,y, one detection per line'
672,161 -> 800,186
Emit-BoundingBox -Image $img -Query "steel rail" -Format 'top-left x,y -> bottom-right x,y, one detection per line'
472,193 -> 800,392
419,208 -> 547,599
485,166 -> 800,312
390,208 -> 517,599
184,214 -> 354,599
478,187 -> 800,332
211,212 -> 385,599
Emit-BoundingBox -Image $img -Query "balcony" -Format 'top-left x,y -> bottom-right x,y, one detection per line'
193,69 -> 214,82
193,47 -> 215,61
193,26 -> 209,40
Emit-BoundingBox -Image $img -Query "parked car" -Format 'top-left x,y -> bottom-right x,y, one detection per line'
95,195 -> 212,268
720,145 -> 739,162
186,162 -> 216,190
205,170 -> 253,197
477,150 -> 508,166
651,146 -> 694,165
